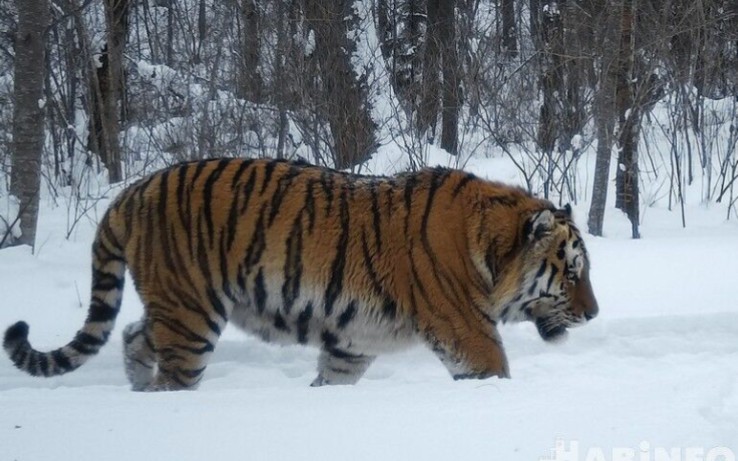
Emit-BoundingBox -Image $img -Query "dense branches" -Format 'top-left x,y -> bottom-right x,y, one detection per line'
1,0 -> 737,246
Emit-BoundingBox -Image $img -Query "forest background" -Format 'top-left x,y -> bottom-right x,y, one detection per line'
0,0 -> 737,249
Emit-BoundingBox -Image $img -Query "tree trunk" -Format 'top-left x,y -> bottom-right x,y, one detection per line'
418,0 -> 442,137
501,0 -> 517,56
303,0 -> 377,169
588,0 -> 620,237
377,0 -> 426,111
10,0 -> 49,250
535,1 -> 564,157
614,0 -> 640,239
438,0 -> 459,154
88,0 -> 129,183
237,0 -> 262,102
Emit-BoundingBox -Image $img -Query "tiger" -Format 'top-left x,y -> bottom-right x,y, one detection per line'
3,157 -> 598,390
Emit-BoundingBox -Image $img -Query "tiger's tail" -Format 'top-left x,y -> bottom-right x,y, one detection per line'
3,210 -> 126,377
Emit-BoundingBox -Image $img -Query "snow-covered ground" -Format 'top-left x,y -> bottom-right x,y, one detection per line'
1,149 -> 737,461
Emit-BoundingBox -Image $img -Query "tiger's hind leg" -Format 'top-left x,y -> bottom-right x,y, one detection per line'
311,348 -> 376,386
143,301 -> 228,392
122,319 -> 155,391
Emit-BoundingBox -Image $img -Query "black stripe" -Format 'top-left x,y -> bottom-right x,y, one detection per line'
74,332 -> 106,347
321,330 -> 339,349
196,216 -> 213,287
191,161 -> 208,186
225,186 -> 242,252
546,264 -> 559,292
244,205 -> 267,273
452,172 -> 476,198
219,236 -> 237,304
268,166 -> 300,226
254,268 -> 267,314
69,338 -> 99,355
176,166 -> 193,252
168,225 -> 198,290
92,268 -> 124,291
260,160 -> 278,194
157,173 -> 179,272
141,191 -> 156,276
360,230 -> 386,296
206,287 -> 228,322
304,179 -> 317,233
152,317 -> 215,354
170,285 -> 223,336
38,354 -> 49,376
202,159 -> 230,248
324,188 -> 349,316
337,301 -> 358,329
175,164 -> 188,214
158,170 -> 170,224
230,159 -> 254,188
297,302 -> 313,344
239,168 -> 258,215
123,191 -> 137,231
274,313 -> 290,332
236,265 -> 247,293
419,170 -> 449,284
51,349 -> 72,372
420,170 -> 447,243
100,220 -> 124,258
557,240 -> 566,260
369,182 -> 382,252
10,346 -> 27,369
403,174 -> 418,234
485,245 -> 497,281
382,298 -> 397,320
282,217 -> 303,314
408,255 -> 432,311
179,366 -> 207,380
328,348 -> 364,361
88,300 -> 118,322
536,260 -> 548,278
320,171 -> 335,216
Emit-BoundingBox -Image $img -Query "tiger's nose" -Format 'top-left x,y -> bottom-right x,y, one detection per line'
584,303 -> 599,321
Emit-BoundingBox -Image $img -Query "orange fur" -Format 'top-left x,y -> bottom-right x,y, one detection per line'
4,158 -> 598,389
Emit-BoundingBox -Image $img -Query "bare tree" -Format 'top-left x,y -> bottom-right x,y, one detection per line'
613,0 -> 640,238
237,0 -> 262,102
88,0 -> 129,183
501,0 -> 517,56
588,0 -> 619,237
438,0 -> 459,154
10,0 -> 49,249
302,0 -> 377,168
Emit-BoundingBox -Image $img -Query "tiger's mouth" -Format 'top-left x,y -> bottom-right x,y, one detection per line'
535,316 -> 569,342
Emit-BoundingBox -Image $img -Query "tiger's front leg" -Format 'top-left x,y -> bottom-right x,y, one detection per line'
424,323 -> 510,380
311,348 -> 376,386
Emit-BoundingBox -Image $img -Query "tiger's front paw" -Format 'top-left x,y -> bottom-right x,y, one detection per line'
310,375 -> 329,387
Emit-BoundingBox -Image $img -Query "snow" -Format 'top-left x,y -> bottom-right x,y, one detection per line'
1,150 -> 737,460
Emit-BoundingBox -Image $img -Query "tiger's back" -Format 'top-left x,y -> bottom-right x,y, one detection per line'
4,158 -> 599,390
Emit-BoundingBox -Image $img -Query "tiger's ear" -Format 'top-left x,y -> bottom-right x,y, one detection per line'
525,209 -> 555,241
562,203 -> 572,217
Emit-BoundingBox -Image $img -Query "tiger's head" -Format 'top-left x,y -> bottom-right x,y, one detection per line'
486,204 -> 598,342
